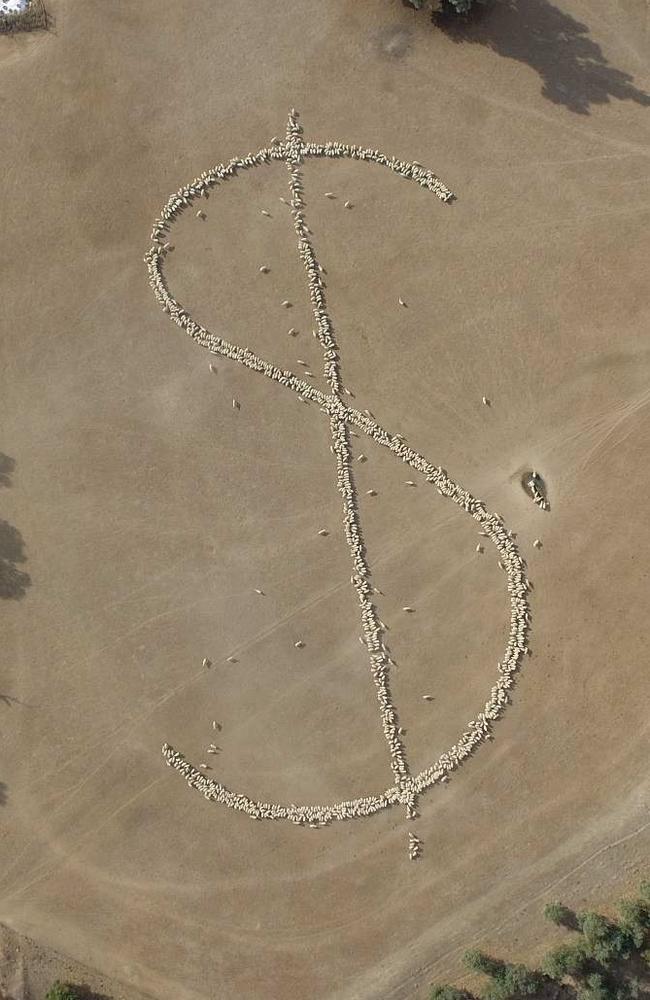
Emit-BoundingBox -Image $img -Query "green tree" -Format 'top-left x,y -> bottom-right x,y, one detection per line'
483,964 -> 543,1000
428,887 -> 650,1000
577,912 -> 634,965
544,902 -> 574,927
542,942 -> 589,979
430,986 -> 473,1000
45,984 -> 79,1000
462,949 -> 503,978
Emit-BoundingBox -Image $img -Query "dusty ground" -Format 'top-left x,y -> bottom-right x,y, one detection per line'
0,922 -> 154,1000
1,1 -> 649,998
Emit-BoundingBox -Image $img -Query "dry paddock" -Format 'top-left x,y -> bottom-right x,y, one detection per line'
0,2 -> 649,999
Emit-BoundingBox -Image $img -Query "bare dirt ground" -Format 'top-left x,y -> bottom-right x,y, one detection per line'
1,1 -> 649,998
0,922 -> 154,1000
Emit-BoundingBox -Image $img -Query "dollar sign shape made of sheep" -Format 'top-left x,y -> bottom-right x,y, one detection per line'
144,110 -> 533,846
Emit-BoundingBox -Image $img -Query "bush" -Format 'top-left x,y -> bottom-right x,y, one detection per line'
430,986 -> 473,1000
462,950 -> 503,978
577,973 -> 615,1000
615,978 -> 641,1000
578,912 -> 611,939
544,902 -> 574,927
638,882 -> 650,903
619,898 -> 650,941
45,984 -> 79,1000
484,980 -> 515,1000
542,942 -> 589,979
483,964 -> 543,1000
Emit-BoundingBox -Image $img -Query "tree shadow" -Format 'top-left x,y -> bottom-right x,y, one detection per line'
434,0 -> 650,115
0,782 -> 7,806
75,984 -> 113,1000
0,519 -> 31,599
557,907 -> 580,932
0,454 -> 32,601
0,453 -> 15,489
607,950 -> 650,997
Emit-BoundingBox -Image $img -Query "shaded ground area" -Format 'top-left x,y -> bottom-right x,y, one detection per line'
0,455 -> 31,602
435,0 -> 650,115
0,518 -> 31,602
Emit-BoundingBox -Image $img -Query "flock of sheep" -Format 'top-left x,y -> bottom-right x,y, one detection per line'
145,110 -> 536,854
0,0 -> 46,33
0,0 -> 28,16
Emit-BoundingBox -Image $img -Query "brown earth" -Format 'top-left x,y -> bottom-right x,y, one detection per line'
0,1 -> 649,999
0,922 -> 154,1000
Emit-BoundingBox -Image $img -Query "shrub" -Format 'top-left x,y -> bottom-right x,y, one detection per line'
502,964 -> 542,995
483,964 -> 543,1000
430,986 -> 473,1000
483,980 -> 514,1000
638,882 -> 650,903
542,942 -> 589,979
462,949 -> 503,978
45,984 -> 79,1000
578,912 -> 611,939
619,898 -> 650,939
620,921 -> 645,951
577,973 -> 615,1000
615,978 -> 641,1000
544,902 -> 574,927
